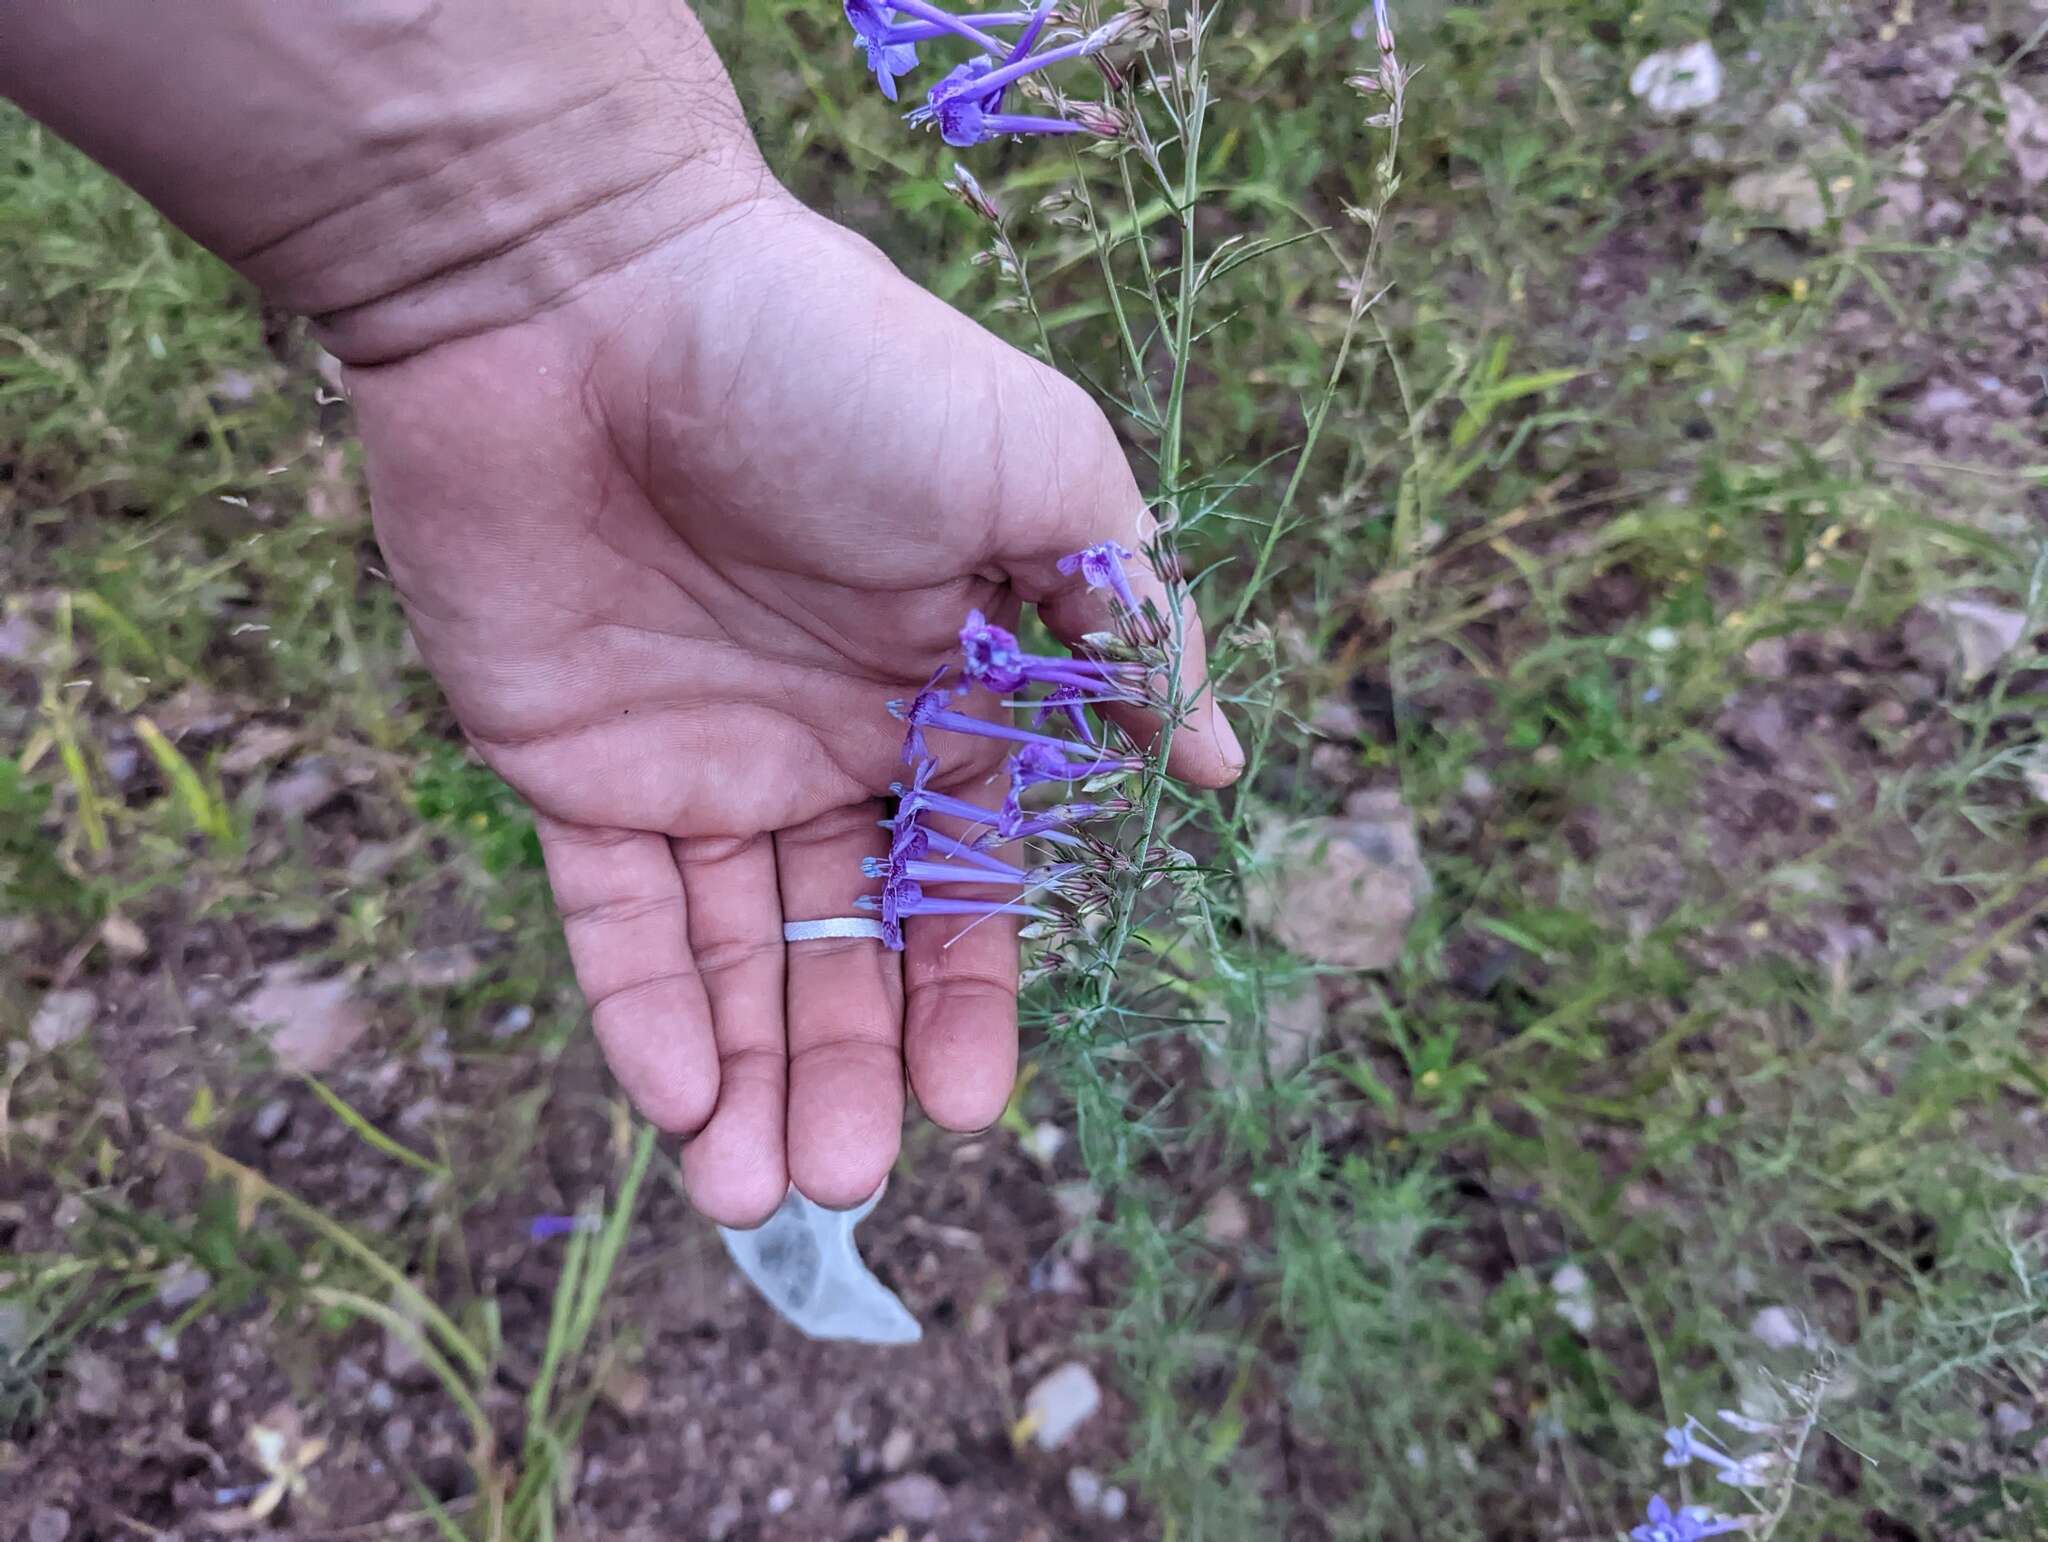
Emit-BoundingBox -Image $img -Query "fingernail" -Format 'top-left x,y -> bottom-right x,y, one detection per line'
1215,709 -> 1246,771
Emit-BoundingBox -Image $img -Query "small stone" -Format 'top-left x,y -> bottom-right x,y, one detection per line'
1927,597 -> 2029,684
218,722 -> 301,775
2001,82 -> 2048,186
30,989 -> 98,1053
381,1414 -> 415,1458
0,1301 -> 34,1353
0,611 -> 46,666
1100,1487 -> 1128,1521
1066,1467 -> 1103,1513
253,1098 -> 293,1143
261,759 -> 344,817
69,1348 -> 123,1418
1764,100 -> 1810,133
155,1260 -> 211,1310
96,913 -> 148,961
1749,1305 -> 1811,1351
396,944 -> 484,991
705,1499 -> 744,1541
765,1487 -> 795,1516
490,1003 -> 535,1040
2018,215 -> 2048,256
1025,1362 -> 1102,1451
1245,799 -> 1431,970
2020,747 -> 2048,806
1629,42 -> 1722,118
1729,166 -> 1826,233
1550,1263 -> 1596,1335
1994,1402 -> 2033,1440
602,1365 -> 651,1417
380,1304 -> 435,1386
28,1507 -> 70,1542
366,1380 -> 397,1414
236,966 -> 372,1074
1459,766 -> 1495,803
879,1426 -> 916,1473
879,1473 -> 948,1522
1201,1190 -> 1251,1247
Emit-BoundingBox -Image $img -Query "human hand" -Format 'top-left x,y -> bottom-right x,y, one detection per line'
346,190 -> 1242,1223
0,0 -> 1241,1225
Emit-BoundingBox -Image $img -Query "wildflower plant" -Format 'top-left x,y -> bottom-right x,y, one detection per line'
834,0 -> 1426,1529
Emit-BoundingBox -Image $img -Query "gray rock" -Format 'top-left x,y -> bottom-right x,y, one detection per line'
235,966 -> 372,1074
1550,1263 -> 1596,1335
1100,1487 -> 1129,1521
30,989 -> 98,1053
705,1499 -> 744,1542
69,1347 -> 123,1418
396,944 -> 483,991
1245,800 -> 1431,969
1994,1402 -> 2033,1440
28,1507 -> 70,1542
879,1473 -> 949,1522
1729,166 -> 1826,232
1025,1362 -> 1102,1451
0,1301 -> 34,1353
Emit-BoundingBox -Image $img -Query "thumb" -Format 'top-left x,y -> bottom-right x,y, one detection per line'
991,381 -> 1244,788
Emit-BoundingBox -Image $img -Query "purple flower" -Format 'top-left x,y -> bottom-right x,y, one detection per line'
957,610 -> 1143,696
856,877 -> 1052,949
1662,1420 -> 1769,1487
529,1214 -> 599,1243
1629,1496 -> 1746,1542
1057,541 -> 1142,613
892,686 -> 1133,758
907,24 -> 1122,146
843,0 -> 922,100
1034,683 -> 1098,743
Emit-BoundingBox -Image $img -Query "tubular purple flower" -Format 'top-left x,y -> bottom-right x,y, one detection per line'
1057,541 -> 1142,613
1628,1496 -> 1746,1542
857,878 -> 1052,949
863,856 -> 1075,892
886,820 -> 1025,874
1009,741 -> 1140,789
892,691 -> 1128,757
908,23 -> 1122,147
958,610 -> 1144,696
1034,683 -> 1097,743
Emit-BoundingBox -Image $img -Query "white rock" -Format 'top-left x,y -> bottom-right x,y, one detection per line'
2002,82 -> 2048,186
879,1473 -> 947,1522
1629,42 -> 1723,119
1100,1487 -> 1128,1521
1749,1305 -> 1812,1351
1067,1467 -> 1103,1512
1550,1263 -> 1596,1335
1026,1362 -> 1102,1451
1245,798 -> 1431,970
1730,166 -> 1826,232
235,966 -> 372,1073
69,1348 -> 124,1417
1928,597 -> 2029,684
30,989 -> 98,1053
28,1508 -> 70,1542
1201,1189 -> 1251,1247
155,1260 -> 211,1310
879,1426 -> 916,1473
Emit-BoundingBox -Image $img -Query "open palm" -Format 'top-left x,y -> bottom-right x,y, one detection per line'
348,192 -> 1237,1224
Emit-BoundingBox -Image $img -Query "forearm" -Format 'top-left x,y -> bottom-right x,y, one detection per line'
1,0 -> 774,363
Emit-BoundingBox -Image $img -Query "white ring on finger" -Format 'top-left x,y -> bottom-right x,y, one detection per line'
782,917 -> 887,944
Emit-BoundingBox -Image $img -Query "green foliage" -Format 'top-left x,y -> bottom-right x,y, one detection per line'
412,745 -> 544,875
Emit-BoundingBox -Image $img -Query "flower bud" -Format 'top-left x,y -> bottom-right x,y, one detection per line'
945,162 -> 1003,223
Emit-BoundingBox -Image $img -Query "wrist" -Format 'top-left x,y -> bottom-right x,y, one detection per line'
2,0 -> 778,364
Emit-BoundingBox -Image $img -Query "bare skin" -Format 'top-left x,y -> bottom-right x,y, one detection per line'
4,1 -> 1241,1224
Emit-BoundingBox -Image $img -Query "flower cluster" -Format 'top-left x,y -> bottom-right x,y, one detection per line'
842,0 -> 1130,146
859,542 -> 1150,950
1629,1414 -> 1772,1541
